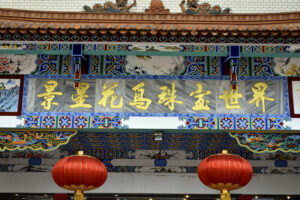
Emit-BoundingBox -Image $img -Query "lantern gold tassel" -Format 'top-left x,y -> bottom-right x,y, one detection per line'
220,189 -> 231,200
74,190 -> 84,200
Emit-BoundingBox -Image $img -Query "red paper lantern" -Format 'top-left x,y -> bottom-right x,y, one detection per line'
198,150 -> 253,200
52,151 -> 107,200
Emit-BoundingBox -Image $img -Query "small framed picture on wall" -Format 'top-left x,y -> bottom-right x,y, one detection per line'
288,77 -> 300,118
0,75 -> 24,116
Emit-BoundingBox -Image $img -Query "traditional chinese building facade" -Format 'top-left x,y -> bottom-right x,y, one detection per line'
0,0 -> 300,199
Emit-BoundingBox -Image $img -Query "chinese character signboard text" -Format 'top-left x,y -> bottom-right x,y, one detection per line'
23,75 -> 289,118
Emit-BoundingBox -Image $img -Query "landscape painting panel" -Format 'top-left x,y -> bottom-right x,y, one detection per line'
0,76 -> 23,115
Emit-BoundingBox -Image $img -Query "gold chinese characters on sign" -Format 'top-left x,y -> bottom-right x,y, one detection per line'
98,82 -> 123,109
70,82 -> 92,109
189,83 -> 211,111
158,81 -> 183,111
129,81 -> 152,110
36,79 -> 277,113
248,82 -> 274,113
37,80 -> 63,110
219,86 -> 243,110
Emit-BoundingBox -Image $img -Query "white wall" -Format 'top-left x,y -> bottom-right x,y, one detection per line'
0,172 -> 299,195
0,0 -> 300,13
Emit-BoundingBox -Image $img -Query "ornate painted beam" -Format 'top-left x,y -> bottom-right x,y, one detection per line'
0,129 -> 77,151
230,131 -> 300,153
0,42 -> 300,58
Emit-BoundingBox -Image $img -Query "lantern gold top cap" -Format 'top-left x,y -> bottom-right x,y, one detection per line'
222,150 -> 228,154
77,151 -> 84,156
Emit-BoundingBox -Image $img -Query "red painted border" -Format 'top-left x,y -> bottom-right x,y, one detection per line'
288,77 -> 300,118
0,75 -> 24,116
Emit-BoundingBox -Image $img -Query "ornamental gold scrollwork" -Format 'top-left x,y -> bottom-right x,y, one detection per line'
208,182 -> 242,190
63,184 -> 96,191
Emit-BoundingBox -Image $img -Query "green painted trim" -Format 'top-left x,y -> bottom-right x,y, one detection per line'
249,57 -> 253,76
99,55 -> 104,75
207,56 -> 211,76
101,55 -> 106,75
0,50 -> 71,55
241,52 -> 300,57
83,50 -> 228,57
2,49 -> 300,58
55,116 -> 58,129
88,116 -> 91,129
58,55 -> 63,74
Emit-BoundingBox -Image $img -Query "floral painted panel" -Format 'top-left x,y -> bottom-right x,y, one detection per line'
0,54 -> 37,74
274,57 -> 300,76
273,45 -> 300,76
